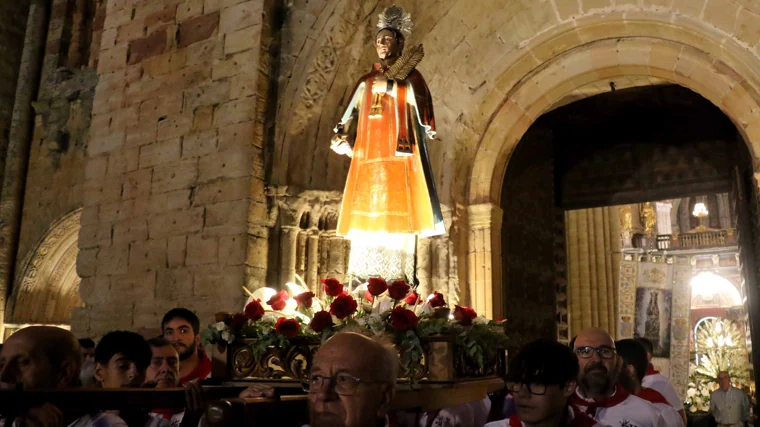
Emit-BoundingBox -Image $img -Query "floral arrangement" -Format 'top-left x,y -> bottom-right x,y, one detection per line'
684,318 -> 752,414
201,277 -> 507,379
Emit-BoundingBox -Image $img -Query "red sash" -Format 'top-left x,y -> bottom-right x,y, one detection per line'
637,388 -> 671,406
571,385 -> 631,417
179,349 -> 212,385
645,363 -> 659,376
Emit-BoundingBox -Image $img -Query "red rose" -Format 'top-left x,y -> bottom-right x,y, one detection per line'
329,294 -> 358,319
429,291 -> 446,308
294,291 -> 315,308
322,278 -> 344,297
244,299 -> 265,321
390,306 -> 419,331
404,291 -> 419,305
267,290 -> 289,311
454,305 -> 478,326
275,317 -> 300,338
229,313 -> 247,330
367,278 -> 388,296
388,280 -> 411,300
310,310 -> 333,332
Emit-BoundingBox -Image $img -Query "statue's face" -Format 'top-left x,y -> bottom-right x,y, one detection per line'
375,29 -> 402,60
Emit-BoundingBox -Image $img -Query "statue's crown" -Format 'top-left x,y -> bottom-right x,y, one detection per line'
377,5 -> 413,38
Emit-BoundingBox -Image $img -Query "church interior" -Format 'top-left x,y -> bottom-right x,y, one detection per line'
2,0 -> 760,426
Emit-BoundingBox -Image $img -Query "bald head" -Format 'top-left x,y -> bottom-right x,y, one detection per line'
573,327 -> 618,397
0,326 -> 81,389
309,331 -> 398,427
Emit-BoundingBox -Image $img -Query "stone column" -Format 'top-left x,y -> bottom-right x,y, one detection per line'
655,202 -> 673,235
467,203 -> 503,320
0,0 -> 48,333
306,233 -> 319,292
279,226 -> 299,286
415,237 -> 431,296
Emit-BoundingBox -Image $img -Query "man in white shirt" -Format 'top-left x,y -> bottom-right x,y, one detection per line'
484,339 -> 607,427
710,371 -> 749,427
614,340 -> 684,427
572,328 -> 665,427
634,337 -> 687,424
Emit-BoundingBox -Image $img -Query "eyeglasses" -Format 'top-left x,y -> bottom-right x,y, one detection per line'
302,374 -> 387,396
506,381 -> 547,395
574,346 -> 616,359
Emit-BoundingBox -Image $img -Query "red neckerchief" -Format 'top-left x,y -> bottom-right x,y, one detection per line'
645,363 -> 659,376
637,387 -> 671,406
571,385 -> 630,417
150,408 -> 183,420
179,349 -> 212,385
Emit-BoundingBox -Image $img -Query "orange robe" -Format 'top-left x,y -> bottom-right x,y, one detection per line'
336,64 -> 445,237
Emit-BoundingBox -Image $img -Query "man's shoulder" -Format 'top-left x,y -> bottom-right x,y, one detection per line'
619,394 -> 663,417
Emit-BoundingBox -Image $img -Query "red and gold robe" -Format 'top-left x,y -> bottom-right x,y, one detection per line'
335,63 -> 445,237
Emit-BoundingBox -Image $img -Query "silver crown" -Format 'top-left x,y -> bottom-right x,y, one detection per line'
377,5 -> 413,38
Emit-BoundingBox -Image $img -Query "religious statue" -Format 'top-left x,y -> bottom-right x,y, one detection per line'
640,202 -> 656,234
330,5 -> 445,239
645,290 -> 661,345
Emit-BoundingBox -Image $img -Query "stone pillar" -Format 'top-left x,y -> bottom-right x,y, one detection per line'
279,226 -> 299,286
467,203 -> 503,319
655,202 -> 673,235
306,233 -> 319,292
416,237 -> 432,296
0,0 -> 48,334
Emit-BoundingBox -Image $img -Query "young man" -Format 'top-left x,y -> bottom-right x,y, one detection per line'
161,309 -> 211,384
69,331 -> 163,427
614,340 -> 684,427
572,328 -> 665,427
634,337 -> 686,424
484,339 -> 606,427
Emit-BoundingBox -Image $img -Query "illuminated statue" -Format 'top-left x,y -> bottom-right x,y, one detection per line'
331,5 -> 444,239
330,6 -> 444,282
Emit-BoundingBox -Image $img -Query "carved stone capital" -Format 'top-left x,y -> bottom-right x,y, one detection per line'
467,203 -> 503,229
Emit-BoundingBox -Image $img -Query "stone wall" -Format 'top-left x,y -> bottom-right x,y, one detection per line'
0,1 -> 30,194
73,0 -> 278,337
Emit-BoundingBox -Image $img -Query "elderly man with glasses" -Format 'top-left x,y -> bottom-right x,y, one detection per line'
303,331 -> 398,427
484,339 -> 606,427
571,328 -> 666,427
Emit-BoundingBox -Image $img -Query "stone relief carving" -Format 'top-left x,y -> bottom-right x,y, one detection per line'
9,209 -> 83,324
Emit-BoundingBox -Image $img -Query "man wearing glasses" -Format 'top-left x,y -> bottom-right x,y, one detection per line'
303,332 -> 398,427
571,328 -> 665,427
484,339 -> 605,427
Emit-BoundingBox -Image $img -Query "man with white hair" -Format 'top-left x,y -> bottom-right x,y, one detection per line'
305,331 -> 398,427
710,371 -> 749,427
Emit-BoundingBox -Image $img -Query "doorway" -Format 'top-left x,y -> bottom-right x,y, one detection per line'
500,84 -> 759,406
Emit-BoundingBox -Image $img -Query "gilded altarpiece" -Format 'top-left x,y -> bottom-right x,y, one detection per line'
618,256 -> 692,400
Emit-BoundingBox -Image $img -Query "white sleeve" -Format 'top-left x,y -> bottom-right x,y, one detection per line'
656,381 -> 685,411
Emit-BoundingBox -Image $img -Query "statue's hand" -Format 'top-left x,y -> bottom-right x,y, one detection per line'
372,76 -> 388,94
330,136 -> 353,157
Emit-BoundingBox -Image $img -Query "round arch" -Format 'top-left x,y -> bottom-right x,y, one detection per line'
6,209 -> 83,325
465,19 -> 760,318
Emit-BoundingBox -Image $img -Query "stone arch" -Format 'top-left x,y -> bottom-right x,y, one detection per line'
7,209 -> 83,325
465,20 -> 760,318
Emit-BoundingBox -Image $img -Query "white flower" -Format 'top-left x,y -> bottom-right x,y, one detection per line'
221,330 -> 233,343
687,389 -> 696,397
689,406 -> 697,413
213,321 -> 227,331
261,313 -> 279,324
373,296 -> 394,315
701,388 -> 710,397
473,316 -> 489,325
415,302 -> 434,317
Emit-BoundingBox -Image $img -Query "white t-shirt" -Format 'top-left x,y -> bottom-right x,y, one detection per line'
573,387 -> 666,427
641,373 -> 684,412
68,412 -> 170,427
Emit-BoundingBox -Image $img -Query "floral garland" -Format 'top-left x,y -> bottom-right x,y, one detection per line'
201,278 -> 507,378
